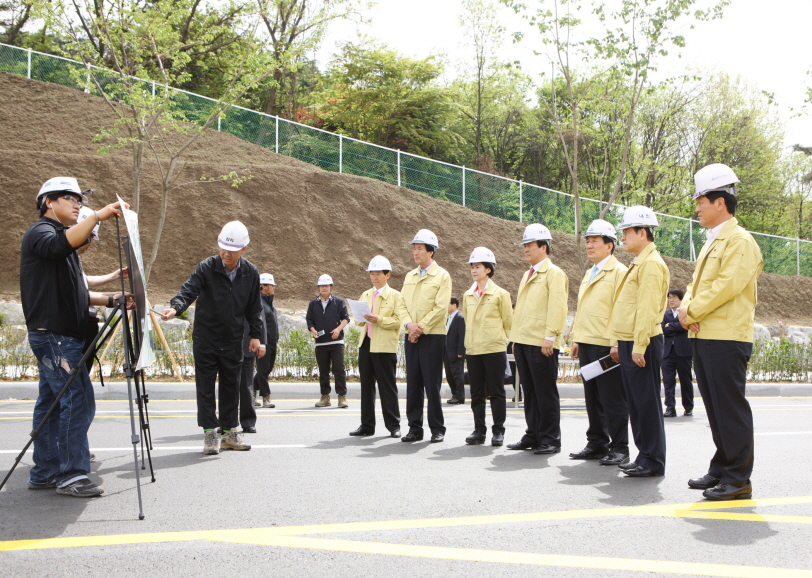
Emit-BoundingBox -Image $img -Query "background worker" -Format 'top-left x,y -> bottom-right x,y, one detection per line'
253,274 -> 279,409
569,219 -> 630,466
507,224 -> 568,455
462,247 -> 513,447
163,220 -> 261,455
238,310 -> 266,434
444,297 -> 466,404
349,256 -> 402,438
661,288 -> 694,418
22,177 -> 129,497
680,163 -> 763,501
306,275 -> 350,408
609,206 -> 670,478
398,229 -> 452,443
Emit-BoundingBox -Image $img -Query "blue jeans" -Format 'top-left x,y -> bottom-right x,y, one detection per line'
28,331 -> 95,488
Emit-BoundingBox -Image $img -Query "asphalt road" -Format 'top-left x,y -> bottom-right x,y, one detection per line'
1,394 -> 811,577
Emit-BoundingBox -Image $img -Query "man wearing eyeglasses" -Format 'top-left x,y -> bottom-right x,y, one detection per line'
21,177 -> 128,498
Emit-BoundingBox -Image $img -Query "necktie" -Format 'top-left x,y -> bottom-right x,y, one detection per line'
590,265 -> 599,282
528,266 -> 535,279
446,314 -> 453,331
367,290 -> 378,338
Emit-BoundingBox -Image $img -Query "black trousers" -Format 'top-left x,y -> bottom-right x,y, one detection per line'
514,343 -> 561,447
253,343 -> 277,397
315,343 -> 347,395
662,353 -> 694,411
467,352 -> 507,435
193,344 -> 242,430
618,337 -> 666,474
577,342 -> 629,454
239,356 -> 258,428
444,354 -> 466,402
358,337 -> 400,433
405,334 -> 446,435
693,340 -> 754,486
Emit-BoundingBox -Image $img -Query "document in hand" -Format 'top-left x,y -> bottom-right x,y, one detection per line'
347,299 -> 372,323
580,355 -> 619,381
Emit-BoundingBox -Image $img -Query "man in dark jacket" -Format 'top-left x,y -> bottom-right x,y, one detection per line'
444,297 -> 466,404
253,273 -> 279,408
239,311 -> 267,433
163,221 -> 262,455
662,288 -> 694,417
22,177 -> 127,497
306,274 -> 350,408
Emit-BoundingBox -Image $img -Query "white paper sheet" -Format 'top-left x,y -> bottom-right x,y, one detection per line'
347,299 -> 372,323
580,356 -> 619,381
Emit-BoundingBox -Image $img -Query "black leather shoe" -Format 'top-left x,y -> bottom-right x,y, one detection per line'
446,398 -> 464,404
663,409 -> 677,417
623,465 -> 662,477
242,426 -> 257,434
684,409 -> 693,416
569,447 -> 606,460
466,432 -> 486,445
349,427 -> 374,436
599,452 -> 630,466
507,441 -> 535,450
491,433 -> 504,446
688,474 -> 721,490
533,445 -> 561,455
390,429 -> 401,438
430,433 -> 444,443
703,482 -> 752,501
401,432 -> 423,442
618,461 -> 638,471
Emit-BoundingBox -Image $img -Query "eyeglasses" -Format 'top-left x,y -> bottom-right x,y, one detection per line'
58,195 -> 83,207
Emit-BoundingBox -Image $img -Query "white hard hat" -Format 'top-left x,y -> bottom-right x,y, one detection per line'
468,247 -> 496,264
693,163 -> 739,199
585,219 -> 617,241
367,255 -> 393,272
217,221 -> 250,250
77,207 -> 100,241
515,223 -> 552,245
617,206 -> 659,230
317,274 -> 333,285
37,177 -> 89,206
259,273 -> 276,285
409,229 -> 439,249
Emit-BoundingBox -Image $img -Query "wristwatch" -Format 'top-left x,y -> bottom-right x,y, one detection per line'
107,295 -> 115,308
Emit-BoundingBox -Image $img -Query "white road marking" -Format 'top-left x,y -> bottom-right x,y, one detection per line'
0,445 -> 307,454
755,431 -> 812,436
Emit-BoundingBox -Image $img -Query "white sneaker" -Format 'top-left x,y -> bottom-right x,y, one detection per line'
203,430 -> 221,455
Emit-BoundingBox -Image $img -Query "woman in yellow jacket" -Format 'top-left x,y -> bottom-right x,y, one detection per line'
462,247 -> 513,446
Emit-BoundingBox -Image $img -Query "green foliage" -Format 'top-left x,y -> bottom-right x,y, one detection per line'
0,312 -> 5,325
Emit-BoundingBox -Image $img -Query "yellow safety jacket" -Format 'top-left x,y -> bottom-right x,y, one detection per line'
397,261 -> 453,335
510,258 -> 569,349
571,255 -> 628,347
355,285 -> 402,353
462,280 -> 513,355
608,243 -> 670,354
683,217 -> 763,342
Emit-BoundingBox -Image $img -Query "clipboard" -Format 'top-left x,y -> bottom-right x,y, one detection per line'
580,355 -> 619,381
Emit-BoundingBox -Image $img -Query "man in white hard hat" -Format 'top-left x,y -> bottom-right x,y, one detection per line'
349,256 -> 402,438
21,177 -> 128,497
397,229 -> 452,443
306,274 -> 350,408
253,274 -> 279,409
608,206 -> 669,477
678,163 -> 763,500
163,221 -> 262,455
507,224 -> 568,454
569,219 -> 630,466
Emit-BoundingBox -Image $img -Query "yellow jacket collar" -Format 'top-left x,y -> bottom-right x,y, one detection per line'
632,242 -> 658,265
713,217 -> 739,242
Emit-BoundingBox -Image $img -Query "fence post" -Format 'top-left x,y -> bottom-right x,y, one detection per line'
217,115 -> 221,132
462,166 -> 466,207
519,181 -> 523,222
798,238 -> 801,276
397,149 -> 401,187
339,134 -> 343,173
689,220 -> 695,261
27,47 -> 32,79
151,81 -> 155,97
275,117 -> 279,154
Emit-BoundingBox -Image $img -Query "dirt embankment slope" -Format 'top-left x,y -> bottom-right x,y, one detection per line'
0,71 -> 809,324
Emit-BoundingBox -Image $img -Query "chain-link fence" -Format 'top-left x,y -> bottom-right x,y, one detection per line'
3,42 -> 812,276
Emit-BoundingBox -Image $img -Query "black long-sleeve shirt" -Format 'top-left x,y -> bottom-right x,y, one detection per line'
305,294 -> 350,345
170,255 -> 262,351
20,217 -> 88,339
261,293 -> 279,344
